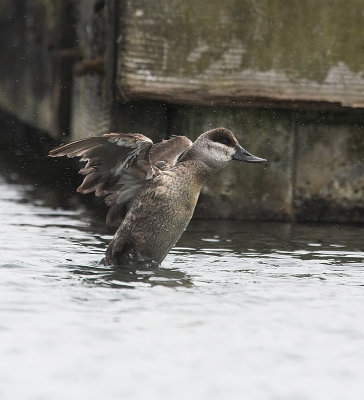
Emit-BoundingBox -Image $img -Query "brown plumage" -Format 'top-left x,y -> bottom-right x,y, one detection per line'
49,133 -> 192,227
49,128 -> 266,266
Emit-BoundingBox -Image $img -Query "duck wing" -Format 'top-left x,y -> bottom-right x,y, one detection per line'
149,135 -> 192,167
49,133 -> 191,227
49,133 -> 155,226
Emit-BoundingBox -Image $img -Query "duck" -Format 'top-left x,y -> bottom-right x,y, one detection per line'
49,127 -> 266,265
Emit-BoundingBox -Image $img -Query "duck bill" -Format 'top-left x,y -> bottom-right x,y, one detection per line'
233,145 -> 266,163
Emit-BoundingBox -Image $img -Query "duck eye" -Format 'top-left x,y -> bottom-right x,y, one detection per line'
212,136 -> 224,144
215,136 -> 231,146
210,131 -> 234,146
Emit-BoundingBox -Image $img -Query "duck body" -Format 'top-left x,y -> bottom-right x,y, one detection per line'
105,160 -> 205,264
49,128 -> 266,266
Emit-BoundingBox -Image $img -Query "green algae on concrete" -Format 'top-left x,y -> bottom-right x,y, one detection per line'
294,112 -> 364,222
169,105 -> 295,220
119,0 -> 364,107
169,106 -> 364,222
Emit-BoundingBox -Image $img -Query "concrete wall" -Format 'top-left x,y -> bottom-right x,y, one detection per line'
0,0 -> 363,222
0,0 -> 76,138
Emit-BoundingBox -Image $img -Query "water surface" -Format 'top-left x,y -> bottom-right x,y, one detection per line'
0,177 -> 363,400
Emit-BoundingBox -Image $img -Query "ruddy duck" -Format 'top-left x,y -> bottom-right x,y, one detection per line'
49,128 -> 266,265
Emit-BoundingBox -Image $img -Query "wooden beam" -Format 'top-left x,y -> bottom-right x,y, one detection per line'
117,0 -> 364,109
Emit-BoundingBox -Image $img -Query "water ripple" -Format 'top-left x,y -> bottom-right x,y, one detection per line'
0,177 -> 364,400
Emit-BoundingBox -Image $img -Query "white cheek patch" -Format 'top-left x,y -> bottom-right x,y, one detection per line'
210,143 -> 235,162
201,142 -> 235,166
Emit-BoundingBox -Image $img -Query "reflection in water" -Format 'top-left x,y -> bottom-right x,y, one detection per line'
71,262 -> 193,289
0,175 -> 364,400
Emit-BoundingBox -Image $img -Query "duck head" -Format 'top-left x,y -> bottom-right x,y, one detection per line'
185,127 -> 266,171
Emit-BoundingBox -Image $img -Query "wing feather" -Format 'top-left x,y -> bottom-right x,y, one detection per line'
49,133 -> 192,227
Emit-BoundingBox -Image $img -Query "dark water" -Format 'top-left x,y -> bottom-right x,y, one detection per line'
0,176 -> 363,400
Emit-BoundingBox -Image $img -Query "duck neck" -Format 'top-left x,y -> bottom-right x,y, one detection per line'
178,145 -> 226,183
178,157 -> 217,185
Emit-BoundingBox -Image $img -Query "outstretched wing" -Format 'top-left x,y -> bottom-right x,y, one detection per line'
49,133 -> 154,226
49,133 -> 192,227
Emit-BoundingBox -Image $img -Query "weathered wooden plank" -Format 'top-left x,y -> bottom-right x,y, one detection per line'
69,0 -> 169,142
70,0 -> 114,140
118,0 -> 364,108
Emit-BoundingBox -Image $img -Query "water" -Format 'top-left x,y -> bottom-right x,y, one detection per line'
0,176 -> 363,400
